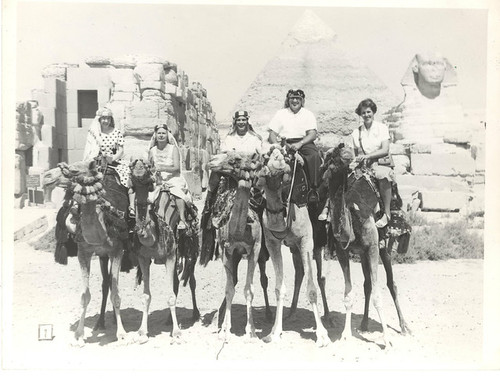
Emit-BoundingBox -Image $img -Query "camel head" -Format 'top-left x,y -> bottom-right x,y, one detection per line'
208,151 -> 263,189
256,145 -> 292,191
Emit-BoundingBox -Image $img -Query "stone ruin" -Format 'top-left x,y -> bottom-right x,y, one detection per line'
15,55 -> 220,207
382,52 -> 485,215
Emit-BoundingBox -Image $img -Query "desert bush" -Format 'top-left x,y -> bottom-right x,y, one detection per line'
393,219 -> 483,263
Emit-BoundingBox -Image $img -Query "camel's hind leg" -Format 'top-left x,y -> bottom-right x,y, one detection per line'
188,268 -> 200,321
262,236 -> 285,344
165,254 -> 181,339
298,240 -> 330,347
93,256 -> 112,331
360,228 -> 390,348
137,255 -> 151,343
75,251 -> 92,345
109,252 -> 127,342
380,237 -> 411,335
220,252 -> 237,342
336,244 -> 353,342
313,246 -> 331,324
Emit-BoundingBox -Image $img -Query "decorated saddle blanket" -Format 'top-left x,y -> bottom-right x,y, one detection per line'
281,161 -> 308,208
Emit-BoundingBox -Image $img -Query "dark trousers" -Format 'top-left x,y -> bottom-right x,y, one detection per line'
287,140 -> 321,189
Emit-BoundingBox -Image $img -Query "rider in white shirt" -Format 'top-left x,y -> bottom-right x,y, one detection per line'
267,89 -> 322,203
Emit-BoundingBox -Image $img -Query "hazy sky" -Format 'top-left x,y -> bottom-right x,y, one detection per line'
14,1 -> 489,121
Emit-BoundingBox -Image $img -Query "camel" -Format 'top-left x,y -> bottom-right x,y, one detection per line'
321,143 -> 411,348
46,162 -> 134,335
255,146 -> 330,347
202,152 -> 268,342
129,159 -> 199,343
50,159 -> 131,345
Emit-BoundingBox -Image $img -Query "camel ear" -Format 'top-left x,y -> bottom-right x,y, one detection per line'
130,157 -> 133,163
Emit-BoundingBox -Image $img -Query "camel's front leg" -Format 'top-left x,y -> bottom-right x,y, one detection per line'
313,246 -> 332,325
109,253 -> 127,343
74,252 -> 92,345
365,238 -> 390,348
299,241 -> 330,347
262,237 -> 285,344
94,256 -> 110,331
165,254 -> 181,339
336,244 -> 353,342
136,255 -> 151,344
219,257 -> 236,343
244,241 -> 260,340
258,254 -> 273,322
288,247 -> 304,319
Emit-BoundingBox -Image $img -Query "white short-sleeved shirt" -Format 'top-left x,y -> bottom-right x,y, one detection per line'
268,107 -> 317,139
351,120 -> 390,155
220,132 -> 263,155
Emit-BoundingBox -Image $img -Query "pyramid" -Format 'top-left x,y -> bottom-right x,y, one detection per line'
231,10 -> 399,147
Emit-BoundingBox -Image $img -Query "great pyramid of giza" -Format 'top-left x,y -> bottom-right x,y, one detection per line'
231,10 -> 398,146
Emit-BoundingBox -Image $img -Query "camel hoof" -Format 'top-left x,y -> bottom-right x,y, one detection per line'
71,337 -> 85,348
401,325 -> 412,336
316,335 -> 331,348
262,333 -> 281,344
171,328 -> 182,339
135,333 -> 149,345
244,331 -> 258,343
218,329 -> 231,343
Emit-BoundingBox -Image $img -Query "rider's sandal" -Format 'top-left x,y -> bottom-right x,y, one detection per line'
375,213 -> 390,229
318,205 -> 329,221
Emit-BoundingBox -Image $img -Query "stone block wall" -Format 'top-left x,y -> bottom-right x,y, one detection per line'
16,55 -> 220,205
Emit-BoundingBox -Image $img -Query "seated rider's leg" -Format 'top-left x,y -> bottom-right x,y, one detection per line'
128,189 -> 136,217
299,142 -> 322,202
175,196 -> 187,229
376,178 -> 392,228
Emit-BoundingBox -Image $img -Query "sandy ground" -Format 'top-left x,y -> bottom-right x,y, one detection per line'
3,231 -> 487,371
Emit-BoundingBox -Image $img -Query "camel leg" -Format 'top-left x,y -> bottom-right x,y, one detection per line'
74,252 -> 92,345
109,253 -> 127,342
299,240 -> 330,347
136,255 -> 151,344
189,270 -> 200,322
244,240 -> 260,340
257,256 -> 273,321
336,245 -> 353,342
360,251 -> 372,332
314,246 -> 331,325
380,238 -> 411,335
262,237 -> 286,344
364,232 -> 390,348
165,269 -> 180,326
165,255 -> 181,339
288,246 -> 304,319
219,254 -> 236,342
93,256 -> 110,331
218,255 -> 240,328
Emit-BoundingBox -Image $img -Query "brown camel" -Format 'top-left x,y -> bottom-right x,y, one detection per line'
322,143 -> 411,348
52,159 -> 131,346
202,152 -> 267,342
47,161 -> 135,335
129,159 -> 199,343
256,146 -> 330,347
